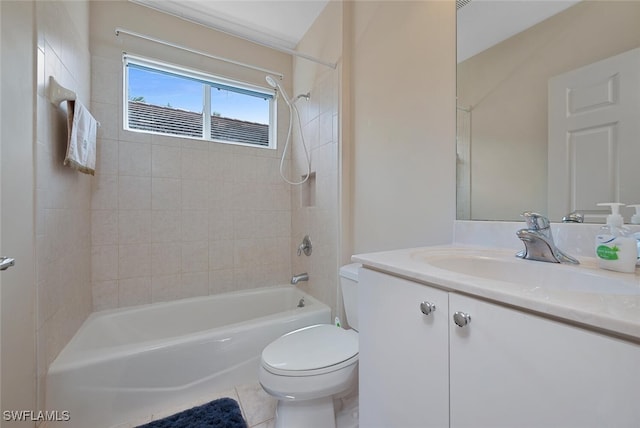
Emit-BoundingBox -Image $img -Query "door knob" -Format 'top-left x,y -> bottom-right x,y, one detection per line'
420,301 -> 436,316
0,257 -> 15,271
453,311 -> 471,327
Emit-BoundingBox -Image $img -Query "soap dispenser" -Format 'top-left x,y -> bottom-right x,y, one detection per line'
595,203 -> 637,273
628,204 -> 640,264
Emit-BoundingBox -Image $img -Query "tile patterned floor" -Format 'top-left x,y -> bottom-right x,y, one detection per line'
116,382 -> 358,428
116,382 -> 277,428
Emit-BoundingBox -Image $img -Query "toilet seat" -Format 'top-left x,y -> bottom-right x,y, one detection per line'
261,324 -> 358,377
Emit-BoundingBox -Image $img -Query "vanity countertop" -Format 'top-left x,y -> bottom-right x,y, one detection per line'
352,245 -> 640,341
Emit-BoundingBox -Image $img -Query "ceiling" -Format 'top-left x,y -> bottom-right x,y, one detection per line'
130,0 -> 330,50
457,0 -> 581,63
130,0 -> 580,63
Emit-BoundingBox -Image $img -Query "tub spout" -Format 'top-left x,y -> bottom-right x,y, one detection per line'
291,273 -> 309,284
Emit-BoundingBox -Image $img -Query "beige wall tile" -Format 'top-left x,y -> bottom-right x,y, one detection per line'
151,274 -> 182,303
181,241 -> 209,273
209,240 -> 234,270
151,210 -> 182,243
152,177 -> 181,210
182,148 -> 209,180
91,245 -> 118,281
119,141 -> 151,176
92,209 -> 118,245
91,174 -> 117,209
118,210 -> 151,244
118,243 -> 151,279
208,208 -> 234,240
182,210 -> 209,242
92,280 -> 118,311
208,269 -> 235,295
152,145 -> 181,178
91,55 -> 120,105
151,243 -> 182,276
119,277 -> 151,306
182,179 -> 208,210
181,272 -> 209,298
118,176 -> 151,210
95,138 -> 118,175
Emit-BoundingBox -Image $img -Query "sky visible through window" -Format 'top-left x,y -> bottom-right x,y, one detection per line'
128,67 -> 269,125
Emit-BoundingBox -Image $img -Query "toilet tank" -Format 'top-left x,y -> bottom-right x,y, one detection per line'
339,263 -> 361,331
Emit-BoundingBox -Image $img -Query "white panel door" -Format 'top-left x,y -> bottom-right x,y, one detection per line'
449,293 -> 640,428
548,47 -> 640,222
358,269 -> 449,428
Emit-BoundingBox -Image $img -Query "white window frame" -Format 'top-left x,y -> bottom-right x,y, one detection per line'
123,54 -> 277,149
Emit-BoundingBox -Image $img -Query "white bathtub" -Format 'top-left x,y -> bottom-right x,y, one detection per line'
46,286 -> 331,428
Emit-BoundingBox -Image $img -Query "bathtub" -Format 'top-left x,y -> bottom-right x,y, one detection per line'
46,286 -> 331,428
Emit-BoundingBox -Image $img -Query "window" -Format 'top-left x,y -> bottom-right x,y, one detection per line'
123,55 -> 276,149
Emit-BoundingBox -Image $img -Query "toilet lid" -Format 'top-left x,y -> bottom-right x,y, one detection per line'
261,324 -> 358,373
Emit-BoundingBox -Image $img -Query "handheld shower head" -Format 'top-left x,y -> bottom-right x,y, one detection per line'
265,75 -> 291,106
265,75 -> 278,88
265,75 -> 312,185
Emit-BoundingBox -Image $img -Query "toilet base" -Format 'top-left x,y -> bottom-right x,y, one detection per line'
274,397 -> 336,428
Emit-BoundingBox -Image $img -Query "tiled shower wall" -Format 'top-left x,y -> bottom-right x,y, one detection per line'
289,0 -> 342,318
89,3 -> 293,311
35,0 -> 92,411
89,86 -> 292,310
291,68 -> 340,315
86,2 -> 342,315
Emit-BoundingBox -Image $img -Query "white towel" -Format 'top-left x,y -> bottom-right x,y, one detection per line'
64,99 -> 97,175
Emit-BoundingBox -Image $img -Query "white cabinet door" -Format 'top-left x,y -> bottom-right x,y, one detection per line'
358,268 -> 450,428
449,293 -> 640,428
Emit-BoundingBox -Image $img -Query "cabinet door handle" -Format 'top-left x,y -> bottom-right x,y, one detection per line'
420,301 -> 436,316
453,311 -> 471,327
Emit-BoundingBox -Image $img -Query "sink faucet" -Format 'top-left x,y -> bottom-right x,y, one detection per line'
562,210 -> 584,223
291,273 -> 309,284
516,212 -> 579,264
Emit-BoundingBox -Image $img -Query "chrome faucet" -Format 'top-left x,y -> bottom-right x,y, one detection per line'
291,273 -> 309,284
516,211 -> 579,264
562,210 -> 584,223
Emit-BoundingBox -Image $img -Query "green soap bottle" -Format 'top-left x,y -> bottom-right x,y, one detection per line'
595,203 -> 638,273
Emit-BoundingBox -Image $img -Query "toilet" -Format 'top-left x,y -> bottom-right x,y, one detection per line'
259,263 -> 361,428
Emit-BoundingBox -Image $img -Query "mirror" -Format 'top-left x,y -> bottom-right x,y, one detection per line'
456,0 -> 640,222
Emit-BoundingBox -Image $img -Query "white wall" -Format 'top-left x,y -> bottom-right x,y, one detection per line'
349,1 -> 456,254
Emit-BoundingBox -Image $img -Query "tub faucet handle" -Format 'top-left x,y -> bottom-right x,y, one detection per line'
297,235 -> 312,256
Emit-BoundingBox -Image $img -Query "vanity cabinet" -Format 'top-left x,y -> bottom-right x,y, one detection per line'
359,268 -> 640,428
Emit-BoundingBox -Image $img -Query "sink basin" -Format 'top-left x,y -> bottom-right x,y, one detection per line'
413,249 -> 640,295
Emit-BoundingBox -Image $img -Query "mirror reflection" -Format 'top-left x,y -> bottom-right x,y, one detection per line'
456,0 -> 640,222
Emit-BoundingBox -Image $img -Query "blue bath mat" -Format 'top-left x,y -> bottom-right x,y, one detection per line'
136,397 -> 247,428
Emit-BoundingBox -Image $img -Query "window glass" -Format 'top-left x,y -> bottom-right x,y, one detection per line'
124,56 -> 275,148
128,65 -> 204,138
210,86 -> 270,146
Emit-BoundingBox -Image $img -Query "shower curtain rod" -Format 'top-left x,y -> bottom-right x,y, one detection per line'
115,27 -> 285,79
115,26 -> 338,77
